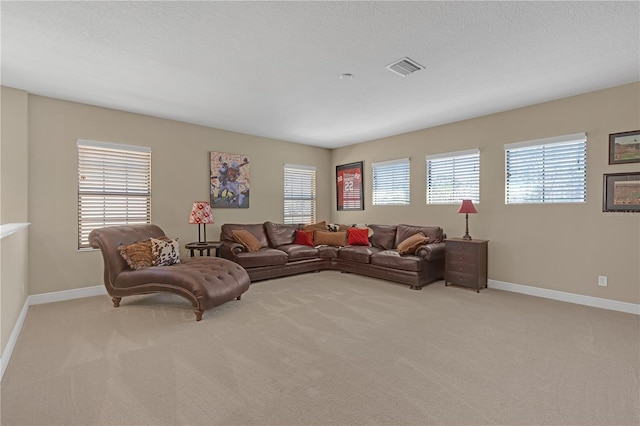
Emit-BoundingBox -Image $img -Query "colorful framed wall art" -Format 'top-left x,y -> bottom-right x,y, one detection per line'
210,152 -> 250,208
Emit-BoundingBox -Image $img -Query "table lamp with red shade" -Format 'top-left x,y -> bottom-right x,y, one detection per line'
457,199 -> 477,240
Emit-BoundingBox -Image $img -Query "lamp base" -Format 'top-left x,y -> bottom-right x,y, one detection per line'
196,224 -> 208,243
462,213 -> 472,240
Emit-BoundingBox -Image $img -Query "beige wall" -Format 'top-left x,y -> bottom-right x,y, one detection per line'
4,81 -> 639,329
1,87 -> 30,356
333,82 -> 640,304
27,95 -> 332,295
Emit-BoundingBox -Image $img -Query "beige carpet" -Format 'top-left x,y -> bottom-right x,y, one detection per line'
1,271 -> 638,425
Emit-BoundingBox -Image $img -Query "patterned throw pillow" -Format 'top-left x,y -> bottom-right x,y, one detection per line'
347,228 -> 370,246
118,236 -> 168,270
151,237 -> 181,266
232,229 -> 262,252
396,232 -> 429,255
294,230 -> 315,246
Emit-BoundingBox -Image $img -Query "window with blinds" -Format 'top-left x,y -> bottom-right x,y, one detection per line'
426,149 -> 480,204
284,164 -> 316,224
505,133 -> 587,204
372,158 -> 410,205
77,140 -> 151,249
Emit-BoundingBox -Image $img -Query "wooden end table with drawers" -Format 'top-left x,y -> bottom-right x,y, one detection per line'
444,238 -> 488,293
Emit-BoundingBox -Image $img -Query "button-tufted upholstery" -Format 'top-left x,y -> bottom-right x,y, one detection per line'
89,224 -> 250,321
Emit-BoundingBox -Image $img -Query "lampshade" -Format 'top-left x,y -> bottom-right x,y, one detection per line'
457,199 -> 477,214
189,201 -> 214,224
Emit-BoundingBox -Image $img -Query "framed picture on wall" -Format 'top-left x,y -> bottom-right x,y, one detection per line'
603,172 -> 640,212
336,161 -> 364,211
609,130 -> 640,164
210,151 -> 250,208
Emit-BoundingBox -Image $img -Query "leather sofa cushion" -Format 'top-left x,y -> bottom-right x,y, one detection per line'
368,224 -> 397,250
114,256 -> 250,290
278,244 -> 319,261
338,246 -> 382,264
232,248 -> 288,268
221,223 -> 269,248
265,221 -> 299,247
395,224 -> 444,246
370,251 -> 423,272
317,246 -> 340,259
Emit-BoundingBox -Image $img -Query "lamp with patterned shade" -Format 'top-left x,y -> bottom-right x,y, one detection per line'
457,199 -> 477,240
189,201 -> 214,243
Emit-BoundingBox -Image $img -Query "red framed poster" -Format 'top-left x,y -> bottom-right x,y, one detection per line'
336,161 -> 364,210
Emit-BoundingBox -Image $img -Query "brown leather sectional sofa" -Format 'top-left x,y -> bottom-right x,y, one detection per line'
219,221 -> 446,289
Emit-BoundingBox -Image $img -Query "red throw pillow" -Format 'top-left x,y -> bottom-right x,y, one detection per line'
348,228 -> 370,246
294,230 -> 315,246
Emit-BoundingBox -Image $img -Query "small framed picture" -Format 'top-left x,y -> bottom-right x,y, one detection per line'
336,161 -> 364,211
609,130 -> 640,164
603,172 -> 640,212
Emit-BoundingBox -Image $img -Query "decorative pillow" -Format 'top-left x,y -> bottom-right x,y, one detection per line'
294,230 -> 315,246
347,228 -> 370,246
351,223 -> 374,237
314,230 -> 347,247
118,237 -> 168,270
396,232 -> 429,255
151,237 -> 181,266
327,223 -> 349,232
232,229 -> 262,252
303,220 -> 327,231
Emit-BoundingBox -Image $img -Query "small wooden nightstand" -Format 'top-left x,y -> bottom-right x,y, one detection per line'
185,241 -> 223,257
445,238 -> 488,293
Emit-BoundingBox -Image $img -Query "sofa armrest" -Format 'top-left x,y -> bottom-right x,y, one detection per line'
415,242 -> 446,261
220,241 -> 246,258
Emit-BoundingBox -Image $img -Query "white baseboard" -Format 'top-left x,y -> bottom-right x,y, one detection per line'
488,279 -> 640,315
0,298 -> 30,381
28,285 -> 107,305
1,285 -> 107,382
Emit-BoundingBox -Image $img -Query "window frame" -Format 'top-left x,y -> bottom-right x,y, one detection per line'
504,133 -> 587,205
426,148 -> 480,205
283,163 -> 316,225
77,140 -> 152,250
372,158 -> 411,206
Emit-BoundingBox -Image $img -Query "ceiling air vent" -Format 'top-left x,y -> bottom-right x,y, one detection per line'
386,57 -> 424,77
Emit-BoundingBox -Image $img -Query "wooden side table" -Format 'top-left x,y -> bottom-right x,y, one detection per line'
185,241 -> 223,257
444,238 -> 488,293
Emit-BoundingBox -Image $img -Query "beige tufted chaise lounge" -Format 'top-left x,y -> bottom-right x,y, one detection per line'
89,224 -> 250,321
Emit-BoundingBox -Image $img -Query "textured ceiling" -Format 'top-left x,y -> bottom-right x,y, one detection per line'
1,1 -> 639,149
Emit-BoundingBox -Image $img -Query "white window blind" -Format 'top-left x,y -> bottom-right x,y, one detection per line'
372,158 -> 410,205
78,140 -> 151,249
284,164 -> 316,224
505,133 -> 587,204
426,149 -> 480,204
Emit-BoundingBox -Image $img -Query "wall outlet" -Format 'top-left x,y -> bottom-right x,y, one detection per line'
598,275 -> 608,287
